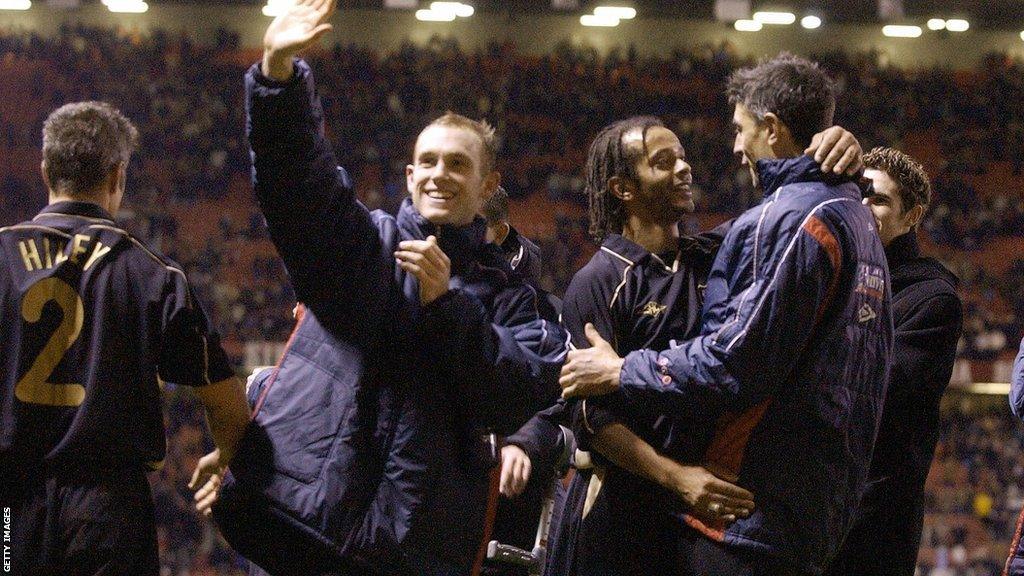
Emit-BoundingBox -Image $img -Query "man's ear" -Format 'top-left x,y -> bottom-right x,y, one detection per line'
904,204 -> 926,228
41,161 -> 52,191
609,176 -> 635,201
763,113 -> 783,146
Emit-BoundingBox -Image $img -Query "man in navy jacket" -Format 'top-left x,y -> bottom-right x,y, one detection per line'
209,2 -> 567,574
561,53 -> 893,575
1006,339 -> 1024,576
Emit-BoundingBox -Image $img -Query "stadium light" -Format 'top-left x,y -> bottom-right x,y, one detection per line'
734,19 -> 763,32
752,11 -> 796,25
593,6 -> 636,20
882,25 -> 922,38
416,8 -> 457,21
800,15 -> 821,29
430,2 -> 473,17
0,0 -> 31,9
926,18 -> 946,31
944,19 -> 969,32
105,0 -> 147,12
581,13 -> 619,27
1021,30 -> 1024,42
261,0 -> 294,16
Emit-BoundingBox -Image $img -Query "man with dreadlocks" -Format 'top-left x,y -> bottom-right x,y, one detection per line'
504,116 -> 863,576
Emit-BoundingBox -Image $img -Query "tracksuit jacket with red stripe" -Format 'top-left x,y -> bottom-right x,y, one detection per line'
616,155 -> 893,574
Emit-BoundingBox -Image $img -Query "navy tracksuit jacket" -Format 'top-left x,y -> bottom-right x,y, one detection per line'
214,59 -> 567,576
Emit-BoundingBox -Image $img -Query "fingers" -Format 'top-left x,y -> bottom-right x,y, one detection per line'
819,134 -> 852,173
833,146 -> 863,175
561,384 -> 578,399
584,323 -> 610,350
499,448 -> 532,497
810,127 -> 843,164
803,131 -> 824,157
188,464 -> 203,491
193,476 -> 222,517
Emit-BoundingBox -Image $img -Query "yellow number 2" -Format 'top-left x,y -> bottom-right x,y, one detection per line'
15,277 -> 86,407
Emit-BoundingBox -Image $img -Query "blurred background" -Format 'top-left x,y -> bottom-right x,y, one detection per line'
2,1 -> 1024,574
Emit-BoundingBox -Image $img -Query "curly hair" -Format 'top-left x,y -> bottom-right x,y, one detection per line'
42,101 -> 138,196
726,52 -> 836,148
863,146 -> 932,214
584,116 -> 665,242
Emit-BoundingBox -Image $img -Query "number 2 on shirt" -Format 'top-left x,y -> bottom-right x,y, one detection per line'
15,277 -> 86,407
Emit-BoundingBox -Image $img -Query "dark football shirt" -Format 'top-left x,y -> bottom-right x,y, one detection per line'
0,201 -> 233,474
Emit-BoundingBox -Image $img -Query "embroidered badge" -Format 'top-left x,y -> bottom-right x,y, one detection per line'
640,301 -> 668,318
857,303 -> 877,323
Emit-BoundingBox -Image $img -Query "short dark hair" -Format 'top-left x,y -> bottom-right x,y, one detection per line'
584,116 -> 665,242
726,52 -> 836,148
481,185 -> 509,225
423,111 -> 498,174
42,101 -> 138,197
863,147 -> 932,214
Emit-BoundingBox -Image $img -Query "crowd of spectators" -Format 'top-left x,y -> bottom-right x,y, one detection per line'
3,23 -> 1024,573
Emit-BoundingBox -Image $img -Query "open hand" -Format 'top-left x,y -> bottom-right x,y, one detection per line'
560,324 -> 624,399
664,462 -> 755,525
261,0 -> 336,80
189,449 -> 225,517
395,235 -> 451,306
805,126 -> 863,176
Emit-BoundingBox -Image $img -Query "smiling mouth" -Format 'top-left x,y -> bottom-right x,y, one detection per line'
425,190 -> 455,201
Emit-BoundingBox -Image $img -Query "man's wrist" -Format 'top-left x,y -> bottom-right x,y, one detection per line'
261,52 -> 295,81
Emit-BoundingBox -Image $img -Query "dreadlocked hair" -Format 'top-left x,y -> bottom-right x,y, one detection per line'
584,116 -> 665,242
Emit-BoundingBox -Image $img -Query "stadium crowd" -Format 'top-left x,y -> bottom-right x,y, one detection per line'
2,23 -> 1024,575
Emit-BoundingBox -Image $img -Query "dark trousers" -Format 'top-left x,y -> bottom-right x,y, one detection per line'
7,469 -> 159,576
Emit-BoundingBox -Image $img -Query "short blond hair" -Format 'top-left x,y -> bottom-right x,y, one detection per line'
423,112 -> 497,174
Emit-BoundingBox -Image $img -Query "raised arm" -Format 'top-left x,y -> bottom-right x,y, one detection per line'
247,0 -> 391,337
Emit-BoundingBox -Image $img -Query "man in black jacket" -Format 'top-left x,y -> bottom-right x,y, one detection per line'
826,147 -> 963,576
482,186 -> 543,287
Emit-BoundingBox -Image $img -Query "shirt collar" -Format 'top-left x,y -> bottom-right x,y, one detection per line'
35,200 -> 115,223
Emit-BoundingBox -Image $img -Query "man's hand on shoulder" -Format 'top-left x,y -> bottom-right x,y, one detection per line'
805,126 -> 863,176
261,0 -> 336,81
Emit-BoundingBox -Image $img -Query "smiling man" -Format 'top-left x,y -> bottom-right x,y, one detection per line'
825,147 -> 962,576
559,53 -> 893,575
207,1 -> 567,575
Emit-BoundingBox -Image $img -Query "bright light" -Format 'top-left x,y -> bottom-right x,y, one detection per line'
734,19 -> 763,31
415,8 -> 456,21
261,0 -> 294,16
1020,30 -> 1024,41
106,0 -> 147,12
594,6 -> 636,19
800,15 -> 821,29
945,19 -> 969,32
580,13 -> 619,27
753,11 -> 796,25
0,0 -> 31,9
430,2 -> 473,17
927,18 -> 946,30
882,25 -> 922,38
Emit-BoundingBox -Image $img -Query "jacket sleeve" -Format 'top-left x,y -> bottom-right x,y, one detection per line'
560,267 -> 629,451
1012,338 -> 1024,420
505,400 -> 568,475
618,212 -> 845,418
246,59 -> 391,340
420,283 -> 569,434
890,290 -> 962,403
